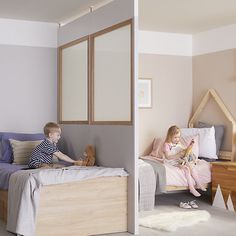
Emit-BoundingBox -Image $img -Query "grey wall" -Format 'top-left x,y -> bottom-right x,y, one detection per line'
58,0 -> 137,234
0,45 -> 57,133
60,125 -> 133,167
58,0 -> 134,46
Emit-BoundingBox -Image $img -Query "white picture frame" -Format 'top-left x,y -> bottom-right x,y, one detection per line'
138,78 -> 152,108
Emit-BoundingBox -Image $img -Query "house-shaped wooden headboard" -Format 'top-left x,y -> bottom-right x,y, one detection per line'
189,89 -> 236,161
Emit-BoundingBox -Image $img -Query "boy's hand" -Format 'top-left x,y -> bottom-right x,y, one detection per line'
74,160 -> 84,166
39,163 -> 53,169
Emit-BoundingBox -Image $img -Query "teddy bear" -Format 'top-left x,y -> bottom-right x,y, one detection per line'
74,145 -> 95,166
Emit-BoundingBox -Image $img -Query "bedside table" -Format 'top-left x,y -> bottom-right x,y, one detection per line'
211,162 -> 236,209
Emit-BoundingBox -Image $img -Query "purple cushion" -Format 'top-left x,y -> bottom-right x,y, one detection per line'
0,132 -> 45,163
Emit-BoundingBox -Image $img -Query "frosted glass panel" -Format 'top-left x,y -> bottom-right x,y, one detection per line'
93,24 -> 131,122
61,40 -> 88,122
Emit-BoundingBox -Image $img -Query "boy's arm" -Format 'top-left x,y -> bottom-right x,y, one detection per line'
53,151 -> 76,163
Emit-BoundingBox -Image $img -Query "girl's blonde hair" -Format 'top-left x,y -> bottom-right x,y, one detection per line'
165,125 -> 180,143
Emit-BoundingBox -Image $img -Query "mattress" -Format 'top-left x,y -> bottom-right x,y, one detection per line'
165,159 -> 211,186
0,163 -> 27,190
141,156 -> 211,188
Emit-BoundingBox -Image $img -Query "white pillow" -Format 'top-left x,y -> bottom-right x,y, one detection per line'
180,127 -> 217,159
9,139 -> 43,165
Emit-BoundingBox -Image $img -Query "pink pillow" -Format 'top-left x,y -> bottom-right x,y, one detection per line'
180,135 -> 199,158
150,138 -> 165,158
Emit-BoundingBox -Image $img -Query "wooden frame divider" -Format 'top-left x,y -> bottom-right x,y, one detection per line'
58,36 -> 90,124
58,19 -> 134,125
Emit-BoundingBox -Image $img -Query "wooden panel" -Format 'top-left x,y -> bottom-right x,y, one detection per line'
35,176 -> 127,236
0,189 -> 8,224
92,20 -> 133,124
211,162 -> 236,209
59,36 -> 89,123
219,151 -> 232,161
188,89 -> 236,161
0,177 -> 128,236
166,183 -> 208,192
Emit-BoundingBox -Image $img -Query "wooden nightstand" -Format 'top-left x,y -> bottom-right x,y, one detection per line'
211,162 -> 236,209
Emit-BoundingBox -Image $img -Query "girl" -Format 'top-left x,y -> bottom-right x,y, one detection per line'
163,125 -> 206,197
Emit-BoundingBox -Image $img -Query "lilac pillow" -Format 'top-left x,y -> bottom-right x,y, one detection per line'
0,132 -> 45,163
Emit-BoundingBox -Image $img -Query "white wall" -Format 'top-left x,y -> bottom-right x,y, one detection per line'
0,18 -> 58,48
139,30 -> 192,56
139,54 -> 192,155
140,23 -> 236,57
0,19 -> 58,133
193,23 -> 236,55
58,0 -> 138,234
192,25 -> 236,150
138,30 -> 193,155
138,24 -> 236,155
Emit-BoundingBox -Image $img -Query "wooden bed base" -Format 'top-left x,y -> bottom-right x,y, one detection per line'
0,176 -> 128,236
0,189 -> 7,223
166,183 -> 209,192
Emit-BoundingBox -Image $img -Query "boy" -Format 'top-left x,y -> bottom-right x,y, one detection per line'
28,122 -> 76,168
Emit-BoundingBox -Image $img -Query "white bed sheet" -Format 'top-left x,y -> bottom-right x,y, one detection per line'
165,159 -> 211,186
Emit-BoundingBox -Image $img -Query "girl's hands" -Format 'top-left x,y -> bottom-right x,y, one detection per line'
189,139 -> 195,146
178,150 -> 186,158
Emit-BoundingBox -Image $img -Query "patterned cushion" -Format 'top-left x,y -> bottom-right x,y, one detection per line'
10,139 -> 43,165
0,132 -> 45,163
150,138 -> 164,158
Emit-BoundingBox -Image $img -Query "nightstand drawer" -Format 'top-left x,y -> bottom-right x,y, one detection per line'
211,162 -> 236,209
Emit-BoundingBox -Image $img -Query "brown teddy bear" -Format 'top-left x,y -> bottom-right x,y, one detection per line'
74,145 -> 95,166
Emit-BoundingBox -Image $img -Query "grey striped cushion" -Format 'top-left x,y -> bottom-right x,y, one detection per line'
10,139 -> 43,165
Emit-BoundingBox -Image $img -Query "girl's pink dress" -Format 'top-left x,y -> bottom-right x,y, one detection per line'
163,142 -> 211,186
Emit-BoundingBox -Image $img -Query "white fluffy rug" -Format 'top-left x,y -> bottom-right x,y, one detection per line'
139,210 -> 211,232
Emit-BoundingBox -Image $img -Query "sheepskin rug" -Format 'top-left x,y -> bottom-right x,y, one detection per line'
139,210 -> 210,232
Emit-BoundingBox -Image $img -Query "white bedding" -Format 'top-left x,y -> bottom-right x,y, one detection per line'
165,159 -> 211,186
141,156 -> 211,187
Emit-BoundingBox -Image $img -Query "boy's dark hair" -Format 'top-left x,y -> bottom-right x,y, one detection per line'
44,122 -> 61,137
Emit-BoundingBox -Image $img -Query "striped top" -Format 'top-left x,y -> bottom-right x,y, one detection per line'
28,139 -> 59,168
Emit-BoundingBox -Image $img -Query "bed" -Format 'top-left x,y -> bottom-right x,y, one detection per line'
0,131 -> 129,235
0,165 -> 128,236
139,89 -> 236,210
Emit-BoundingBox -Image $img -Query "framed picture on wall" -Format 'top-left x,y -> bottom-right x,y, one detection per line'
138,78 -> 152,108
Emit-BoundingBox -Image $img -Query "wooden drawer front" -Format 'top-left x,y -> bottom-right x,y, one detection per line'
212,164 -> 236,174
212,165 -> 236,190
0,190 -> 8,224
0,201 -> 4,220
212,164 -> 236,209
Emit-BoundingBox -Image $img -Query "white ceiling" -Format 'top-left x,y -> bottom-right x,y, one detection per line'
139,0 -> 236,34
1,0 -> 236,33
0,0 -> 108,25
